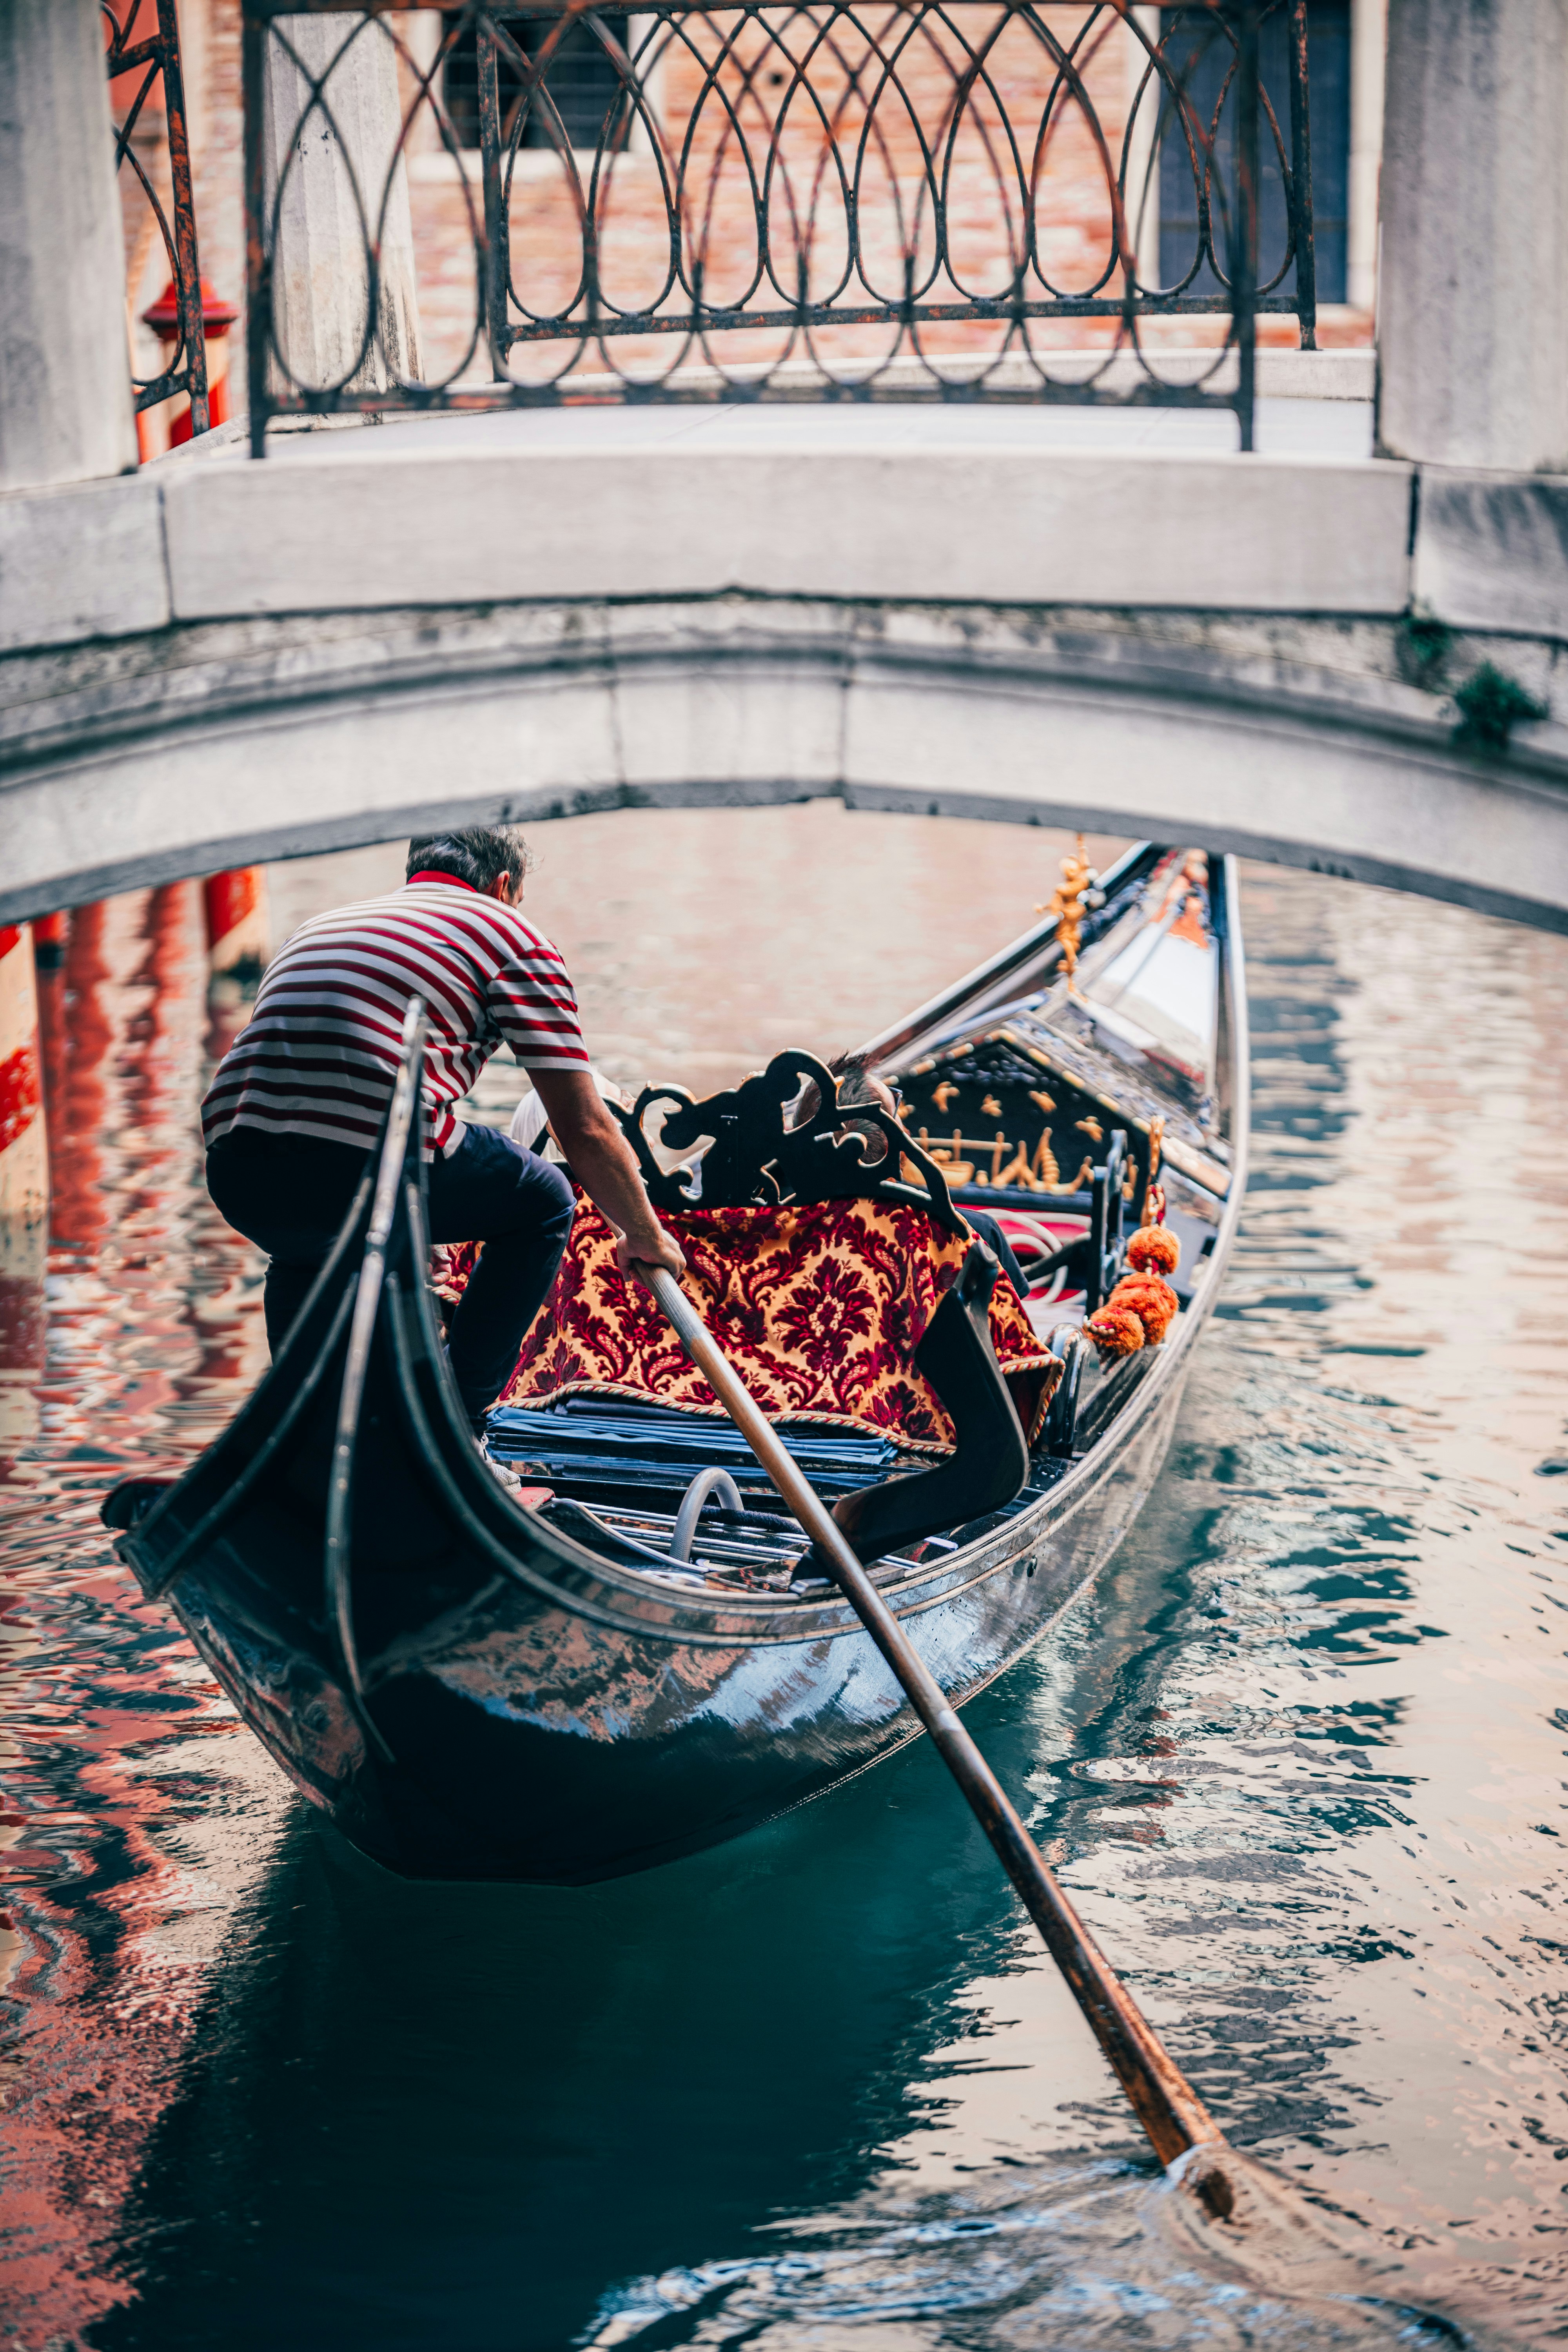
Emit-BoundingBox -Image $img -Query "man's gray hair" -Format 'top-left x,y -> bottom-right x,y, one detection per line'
407,824 -> 534,893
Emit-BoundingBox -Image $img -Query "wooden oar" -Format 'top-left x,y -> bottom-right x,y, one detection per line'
636,1262 -> 1238,2199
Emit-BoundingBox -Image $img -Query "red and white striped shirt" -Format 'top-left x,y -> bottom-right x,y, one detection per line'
201,873 -> 588,1159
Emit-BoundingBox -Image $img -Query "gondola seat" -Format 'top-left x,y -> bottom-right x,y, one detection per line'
434,1051 -> 1063,1565
449,1192 -> 1059,1454
436,1194 -> 1060,1568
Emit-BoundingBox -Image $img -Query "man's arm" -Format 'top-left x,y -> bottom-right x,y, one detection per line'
528,1068 -> 686,1281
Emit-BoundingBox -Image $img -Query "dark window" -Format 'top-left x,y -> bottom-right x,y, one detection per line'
1155,1 -> 1350,305
443,12 -> 629,153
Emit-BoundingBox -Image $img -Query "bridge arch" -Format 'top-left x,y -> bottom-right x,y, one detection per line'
4,589 -> 1568,936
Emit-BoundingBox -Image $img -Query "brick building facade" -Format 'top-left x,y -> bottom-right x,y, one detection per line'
114,0 -> 1378,450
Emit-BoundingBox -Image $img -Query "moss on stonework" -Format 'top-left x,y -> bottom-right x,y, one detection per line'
1452,662 -> 1549,752
1397,613 -> 1455,692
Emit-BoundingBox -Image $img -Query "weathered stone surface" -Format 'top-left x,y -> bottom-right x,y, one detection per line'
0,475 -> 168,652
0,0 -> 137,490
1414,470 -> 1568,635
261,12 -> 423,400
160,444 -> 1413,618
1379,0 -> 1568,472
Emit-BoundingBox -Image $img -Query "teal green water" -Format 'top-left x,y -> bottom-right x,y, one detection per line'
2,860 -> 1566,2348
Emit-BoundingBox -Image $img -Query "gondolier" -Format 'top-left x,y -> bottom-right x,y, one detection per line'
201,824 -> 684,1471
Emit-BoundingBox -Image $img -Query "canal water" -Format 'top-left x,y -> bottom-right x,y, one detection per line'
2,810 -> 1566,2350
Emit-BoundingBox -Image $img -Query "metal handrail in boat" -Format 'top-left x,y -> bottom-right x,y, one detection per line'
1041,1323 -> 1087,1459
670,1468 -> 746,1563
138,1219 -> 366,1597
323,994 -> 428,1762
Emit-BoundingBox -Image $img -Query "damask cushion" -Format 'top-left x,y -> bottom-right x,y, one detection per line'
435,1194 -> 1059,1454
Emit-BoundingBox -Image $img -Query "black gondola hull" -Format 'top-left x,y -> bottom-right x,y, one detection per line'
113,846 -> 1248,1885
144,1353 -> 1189,1882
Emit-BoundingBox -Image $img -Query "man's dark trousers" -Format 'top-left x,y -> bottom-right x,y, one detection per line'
207,1121 -> 575,1423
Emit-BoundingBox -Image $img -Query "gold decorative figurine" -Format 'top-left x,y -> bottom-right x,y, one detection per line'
1141,1114 -> 1165,1223
1039,837 -> 1099,993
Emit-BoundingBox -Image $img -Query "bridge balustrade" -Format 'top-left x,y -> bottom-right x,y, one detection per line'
238,0 -> 1321,454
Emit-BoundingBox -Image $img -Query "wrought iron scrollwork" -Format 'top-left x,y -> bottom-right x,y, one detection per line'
612,1048 -> 965,1231
240,0 -> 1320,455
105,0 -> 211,430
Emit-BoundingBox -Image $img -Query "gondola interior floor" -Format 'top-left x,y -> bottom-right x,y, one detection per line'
486,1396 -> 1070,1589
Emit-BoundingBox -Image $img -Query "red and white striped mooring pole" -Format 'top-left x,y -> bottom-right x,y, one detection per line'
203,868 -> 269,980
142,277 -> 239,450
0,924 -> 48,1461
0,923 -> 49,1258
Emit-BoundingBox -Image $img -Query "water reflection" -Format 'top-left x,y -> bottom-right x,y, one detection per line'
0,884 -> 277,2346
1,839 -> 1566,2348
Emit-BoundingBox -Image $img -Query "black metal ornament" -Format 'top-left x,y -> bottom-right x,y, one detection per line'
610,1051 -> 965,1234
1000,1127 -> 1130,1314
1087,1127 -> 1130,1312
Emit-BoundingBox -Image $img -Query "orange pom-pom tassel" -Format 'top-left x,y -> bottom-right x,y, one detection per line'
1084,1303 -> 1145,1360
1126,1224 -> 1180,1277
1109,1272 -> 1180,1345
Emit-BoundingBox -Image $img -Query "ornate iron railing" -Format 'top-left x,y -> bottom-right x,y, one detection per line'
241,0 -> 1318,456
105,0 -> 211,431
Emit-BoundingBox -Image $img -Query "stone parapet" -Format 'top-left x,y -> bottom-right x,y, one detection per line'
1413,470 -> 1568,636
1,433 -> 1413,656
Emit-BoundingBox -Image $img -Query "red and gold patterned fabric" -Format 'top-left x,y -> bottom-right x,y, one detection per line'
434,1195 -> 1060,1454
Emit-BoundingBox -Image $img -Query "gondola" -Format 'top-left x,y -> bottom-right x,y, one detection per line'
103,842 -> 1248,1885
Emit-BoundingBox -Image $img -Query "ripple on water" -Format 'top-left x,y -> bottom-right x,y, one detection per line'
584,2166 -> 1482,2348
2,846 -> 1567,2350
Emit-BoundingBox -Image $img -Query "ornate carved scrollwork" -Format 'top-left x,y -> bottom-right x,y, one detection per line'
610,1051 -> 965,1234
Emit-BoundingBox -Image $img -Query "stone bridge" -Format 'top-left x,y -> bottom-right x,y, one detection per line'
5,0 -> 1568,936
5,411 -> 1568,935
